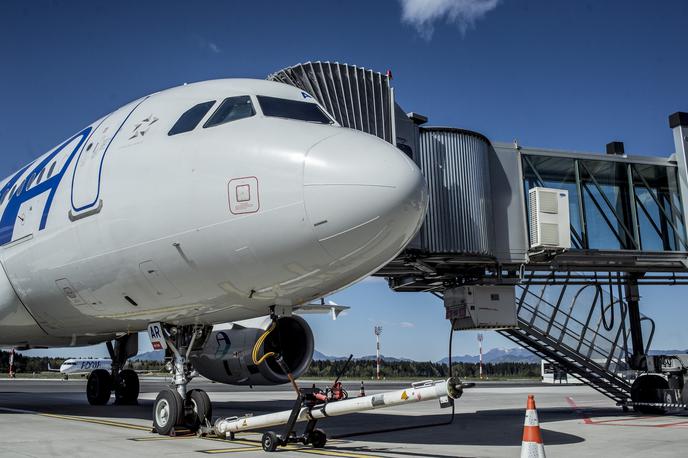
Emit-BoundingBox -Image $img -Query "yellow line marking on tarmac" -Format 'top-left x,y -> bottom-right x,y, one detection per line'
0,406 -> 152,432
297,450 -> 381,458
130,436 -> 198,441
0,407 -> 378,457
37,413 -> 151,431
198,447 -> 264,454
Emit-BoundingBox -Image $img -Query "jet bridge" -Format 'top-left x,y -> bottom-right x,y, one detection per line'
271,62 -> 688,411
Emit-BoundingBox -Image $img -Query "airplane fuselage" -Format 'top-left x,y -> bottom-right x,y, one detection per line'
0,79 -> 427,349
58,358 -> 112,375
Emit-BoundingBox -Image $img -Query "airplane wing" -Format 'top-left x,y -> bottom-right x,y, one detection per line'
295,300 -> 349,320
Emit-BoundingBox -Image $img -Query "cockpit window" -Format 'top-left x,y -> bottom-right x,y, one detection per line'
203,96 -> 255,128
168,101 -> 216,136
257,96 -> 332,124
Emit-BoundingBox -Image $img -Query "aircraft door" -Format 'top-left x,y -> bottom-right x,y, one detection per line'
70,98 -> 146,218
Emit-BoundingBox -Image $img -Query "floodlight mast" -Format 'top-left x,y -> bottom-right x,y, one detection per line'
477,333 -> 484,380
374,326 -> 383,380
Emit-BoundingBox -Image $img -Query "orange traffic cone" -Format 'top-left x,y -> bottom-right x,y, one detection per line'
359,381 -> 366,397
521,395 -> 546,458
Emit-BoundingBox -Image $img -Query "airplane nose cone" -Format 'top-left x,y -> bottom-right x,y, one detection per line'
304,131 -> 427,262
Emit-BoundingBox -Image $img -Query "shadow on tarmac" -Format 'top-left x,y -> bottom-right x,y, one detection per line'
0,393 -> 599,448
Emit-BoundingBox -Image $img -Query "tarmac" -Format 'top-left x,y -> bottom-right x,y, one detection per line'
0,377 -> 687,457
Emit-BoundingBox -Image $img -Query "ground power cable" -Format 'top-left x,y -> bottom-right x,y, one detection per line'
330,324 -> 457,440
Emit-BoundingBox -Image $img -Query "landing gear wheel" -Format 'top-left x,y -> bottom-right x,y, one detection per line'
86,369 -> 112,405
184,389 -> 212,431
114,369 -> 139,405
308,429 -> 327,448
262,431 -> 280,452
153,388 -> 184,435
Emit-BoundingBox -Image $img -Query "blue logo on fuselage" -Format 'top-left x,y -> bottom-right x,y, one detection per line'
0,127 -> 92,245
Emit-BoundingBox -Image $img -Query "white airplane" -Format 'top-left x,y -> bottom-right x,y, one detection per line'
49,358 -> 112,379
0,78 -> 427,434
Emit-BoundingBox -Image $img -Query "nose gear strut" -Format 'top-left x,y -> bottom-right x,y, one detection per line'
149,323 -> 213,435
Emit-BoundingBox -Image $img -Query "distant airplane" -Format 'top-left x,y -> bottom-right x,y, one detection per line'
0,78 -> 426,435
49,358 -> 112,380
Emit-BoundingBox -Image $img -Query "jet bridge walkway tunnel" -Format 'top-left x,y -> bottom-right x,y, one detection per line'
271,62 -> 688,411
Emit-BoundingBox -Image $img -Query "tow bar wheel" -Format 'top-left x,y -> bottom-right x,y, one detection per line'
261,431 -> 280,452
308,429 -> 327,448
154,388 -> 184,435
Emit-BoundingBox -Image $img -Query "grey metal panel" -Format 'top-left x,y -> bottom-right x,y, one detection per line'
317,62 -> 337,120
358,66 -> 372,134
324,62 -> 343,125
490,144 -> 529,263
333,63 -> 351,128
268,61 -> 394,143
417,128 -> 494,256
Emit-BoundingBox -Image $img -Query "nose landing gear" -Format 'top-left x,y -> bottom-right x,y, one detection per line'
148,323 -> 213,435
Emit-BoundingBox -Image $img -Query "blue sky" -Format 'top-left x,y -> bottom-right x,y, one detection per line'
2,0 -> 688,360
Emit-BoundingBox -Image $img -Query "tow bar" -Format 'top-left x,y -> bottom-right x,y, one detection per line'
213,377 -> 465,452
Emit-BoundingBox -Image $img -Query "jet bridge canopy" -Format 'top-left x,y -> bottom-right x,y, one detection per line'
378,142 -> 688,291
268,62 -> 688,289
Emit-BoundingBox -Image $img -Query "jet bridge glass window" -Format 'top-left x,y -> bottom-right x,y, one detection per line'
203,96 -> 255,128
257,96 -> 332,124
168,101 -> 216,136
522,153 -> 686,252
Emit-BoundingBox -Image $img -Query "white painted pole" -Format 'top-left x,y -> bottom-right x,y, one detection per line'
478,333 -> 484,380
374,326 -> 382,380
214,378 -> 463,437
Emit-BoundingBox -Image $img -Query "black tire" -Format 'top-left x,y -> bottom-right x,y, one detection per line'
114,369 -> 140,405
184,389 -> 212,431
153,388 -> 184,435
262,431 -> 279,452
86,369 -> 112,405
308,429 -> 327,448
631,374 -> 669,415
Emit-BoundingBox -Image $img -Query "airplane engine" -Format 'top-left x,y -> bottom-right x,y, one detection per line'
190,315 -> 314,386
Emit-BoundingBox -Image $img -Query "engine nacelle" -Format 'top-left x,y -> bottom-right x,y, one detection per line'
190,315 -> 314,385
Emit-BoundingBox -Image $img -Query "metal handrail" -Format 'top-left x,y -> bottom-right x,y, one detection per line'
519,299 -> 622,365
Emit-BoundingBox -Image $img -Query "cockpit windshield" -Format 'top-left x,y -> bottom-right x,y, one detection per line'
257,96 -> 332,124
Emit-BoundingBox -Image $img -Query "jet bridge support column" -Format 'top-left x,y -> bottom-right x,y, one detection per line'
670,112 -> 688,235
625,274 -> 646,370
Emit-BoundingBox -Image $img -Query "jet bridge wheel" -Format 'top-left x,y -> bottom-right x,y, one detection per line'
86,369 -> 112,405
153,388 -> 184,435
114,369 -> 139,405
631,374 -> 669,414
184,389 -> 212,431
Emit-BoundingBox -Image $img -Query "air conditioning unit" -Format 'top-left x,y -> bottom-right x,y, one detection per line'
528,187 -> 570,250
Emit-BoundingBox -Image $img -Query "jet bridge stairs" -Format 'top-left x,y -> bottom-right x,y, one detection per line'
498,275 -> 654,406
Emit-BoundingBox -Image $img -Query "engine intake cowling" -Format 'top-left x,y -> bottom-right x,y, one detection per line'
190,315 -> 314,385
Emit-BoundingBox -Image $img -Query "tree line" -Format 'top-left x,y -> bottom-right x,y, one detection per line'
306,359 -> 539,379
0,351 -> 64,374
0,350 -> 540,379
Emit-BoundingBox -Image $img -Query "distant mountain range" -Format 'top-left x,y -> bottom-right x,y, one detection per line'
133,348 -> 688,364
133,350 -> 165,362
437,347 -> 540,364
312,351 -> 414,363
314,347 -> 539,364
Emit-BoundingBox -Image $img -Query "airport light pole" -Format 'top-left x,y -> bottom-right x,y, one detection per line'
9,348 -> 15,378
374,326 -> 382,380
477,333 -> 484,380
